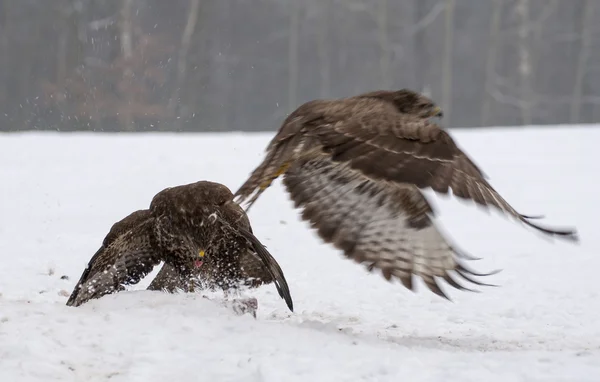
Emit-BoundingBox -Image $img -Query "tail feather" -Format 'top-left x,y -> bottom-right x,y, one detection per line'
234,151 -> 275,207
234,137 -> 301,212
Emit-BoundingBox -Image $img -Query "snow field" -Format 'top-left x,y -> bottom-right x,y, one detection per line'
0,126 -> 598,381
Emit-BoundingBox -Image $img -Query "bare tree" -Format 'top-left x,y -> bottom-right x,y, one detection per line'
515,0 -> 533,125
377,0 -> 391,87
315,0 -> 330,98
168,0 -> 201,128
55,1 -> 73,87
1,0 -> 598,131
481,0 -> 502,126
0,0 -> 10,106
441,0 -> 455,122
485,1 -> 558,125
119,0 -> 135,131
571,0 -> 595,123
288,1 -> 299,112
407,2 -> 445,36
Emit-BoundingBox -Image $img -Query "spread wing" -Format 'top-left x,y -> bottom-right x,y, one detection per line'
282,151 -> 499,299
236,227 -> 294,312
101,209 -> 151,247
311,113 -> 578,242
66,218 -> 163,307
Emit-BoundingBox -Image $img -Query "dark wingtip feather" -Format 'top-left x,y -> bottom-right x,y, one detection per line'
441,273 -> 480,294
451,246 -> 483,261
520,216 -> 580,243
455,264 -> 502,288
238,227 -> 294,312
423,257 -> 500,300
457,262 -> 503,278
66,245 -> 107,307
520,214 -> 545,219
423,277 -> 453,301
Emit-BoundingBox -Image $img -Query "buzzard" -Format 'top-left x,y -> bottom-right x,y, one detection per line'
234,89 -> 579,299
66,181 -> 294,311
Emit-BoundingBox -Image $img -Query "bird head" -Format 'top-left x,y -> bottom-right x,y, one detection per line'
360,89 -> 443,119
392,89 -> 443,119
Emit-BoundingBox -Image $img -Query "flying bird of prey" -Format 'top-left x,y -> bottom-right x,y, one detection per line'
234,89 -> 579,299
66,181 -> 293,312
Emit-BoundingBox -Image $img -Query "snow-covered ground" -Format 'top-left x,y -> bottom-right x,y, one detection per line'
0,125 -> 597,382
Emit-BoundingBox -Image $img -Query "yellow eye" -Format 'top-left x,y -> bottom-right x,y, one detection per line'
198,250 -> 205,258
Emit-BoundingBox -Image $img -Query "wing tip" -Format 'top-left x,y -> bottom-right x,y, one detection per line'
238,227 -> 294,312
521,216 -> 580,244
272,276 -> 294,312
65,291 -> 80,307
284,293 -> 294,312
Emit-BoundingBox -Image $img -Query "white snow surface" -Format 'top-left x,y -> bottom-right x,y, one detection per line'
0,126 -> 598,382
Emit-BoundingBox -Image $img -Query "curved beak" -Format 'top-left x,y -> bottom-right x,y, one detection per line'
432,106 -> 443,118
194,249 -> 205,268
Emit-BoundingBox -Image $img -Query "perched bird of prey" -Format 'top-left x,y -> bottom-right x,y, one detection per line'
234,89 -> 579,299
66,181 -> 293,312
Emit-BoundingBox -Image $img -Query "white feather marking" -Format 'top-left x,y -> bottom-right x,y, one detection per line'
208,212 -> 217,224
289,157 -> 461,286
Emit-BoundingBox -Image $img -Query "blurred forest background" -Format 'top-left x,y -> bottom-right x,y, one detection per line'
1,0 -> 599,132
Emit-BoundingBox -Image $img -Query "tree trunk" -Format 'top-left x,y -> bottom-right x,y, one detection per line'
288,1 -> 299,113
481,0 -> 502,127
119,0 -> 135,131
570,0 -> 594,123
56,4 -> 70,86
315,0 -> 330,98
377,0 -> 390,88
441,0 -> 455,123
168,0 -> 201,129
516,0 -> 532,125
0,0 -> 10,107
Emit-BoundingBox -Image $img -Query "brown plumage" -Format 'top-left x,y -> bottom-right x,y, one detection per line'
234,88 -> 579,300
66,181 -> 293,311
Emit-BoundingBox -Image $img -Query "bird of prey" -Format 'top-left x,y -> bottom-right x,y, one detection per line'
66,180 -> 293,312
234,89 -> 579,299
